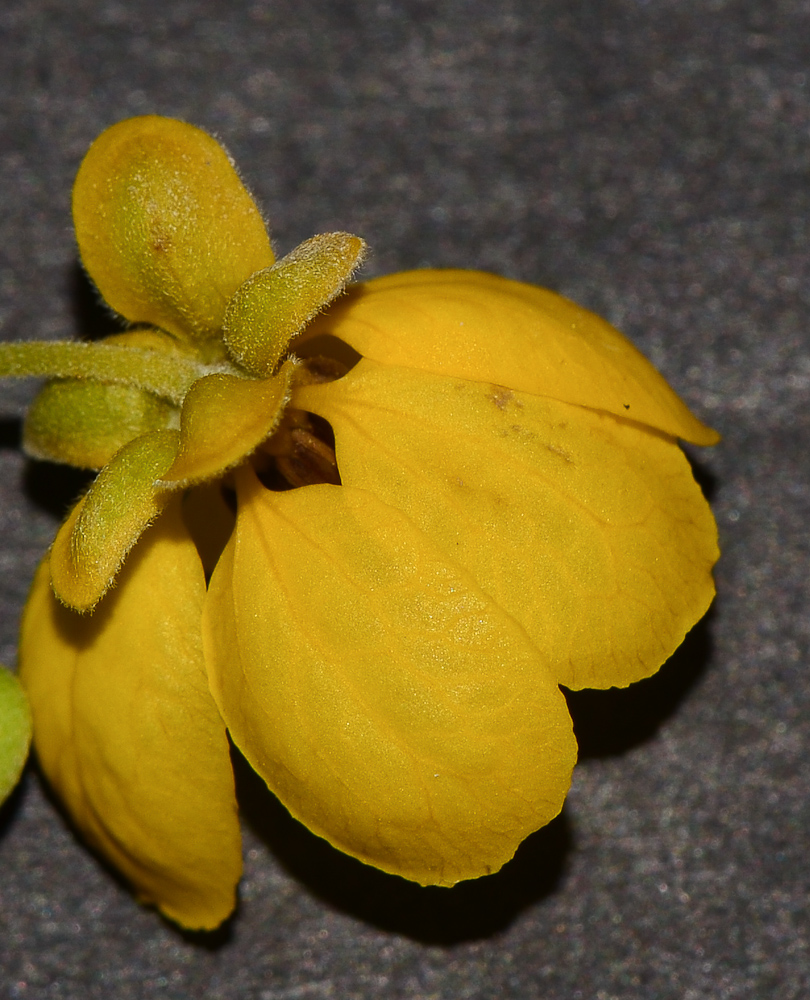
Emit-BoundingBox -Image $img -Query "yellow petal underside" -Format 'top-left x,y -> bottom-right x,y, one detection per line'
72,116 -> 273,347
298,361 -> 719,690
161,362 -> 295,486
203,469 -> 576,886
299,270 -> 718,445
19,501 -> 241,930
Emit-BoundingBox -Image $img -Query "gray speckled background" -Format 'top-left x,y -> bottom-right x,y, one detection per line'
1,1 -> 808,997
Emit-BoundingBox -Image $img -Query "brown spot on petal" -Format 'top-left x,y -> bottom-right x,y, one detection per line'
545,442 -> 574,463
487,385 -> 524,411
488,386 -> 513,409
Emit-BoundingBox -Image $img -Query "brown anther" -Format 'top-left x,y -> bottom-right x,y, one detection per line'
276,428 -> 340,487
295,355 -> 350,387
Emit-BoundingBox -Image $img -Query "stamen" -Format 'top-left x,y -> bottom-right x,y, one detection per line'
253,408 -> 340,490
294,354 -> 350,386
276,428 -> 340,488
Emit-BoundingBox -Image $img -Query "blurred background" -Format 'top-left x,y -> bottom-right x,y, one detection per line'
0,1 -> 808,997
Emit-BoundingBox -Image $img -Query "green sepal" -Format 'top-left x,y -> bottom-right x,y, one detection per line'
24,379 -> 178,470
0,665 -> 32,804
50,429 -> 181,611
160,361 -> 296,487
223,232 -> 367,376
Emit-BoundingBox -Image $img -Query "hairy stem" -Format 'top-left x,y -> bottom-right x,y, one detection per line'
0,342 -> 237,405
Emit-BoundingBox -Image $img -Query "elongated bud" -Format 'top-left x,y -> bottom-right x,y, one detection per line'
50,430 -> 181,611
223,232 -> 367,377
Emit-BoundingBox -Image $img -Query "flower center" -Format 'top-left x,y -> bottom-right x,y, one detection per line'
255,410 -> 340,490
253,354 -> 348,490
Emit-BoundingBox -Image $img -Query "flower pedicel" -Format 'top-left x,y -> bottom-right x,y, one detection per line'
0,116 -> 719,929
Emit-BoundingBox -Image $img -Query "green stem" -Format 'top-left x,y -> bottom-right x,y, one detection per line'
0,341 -> 235,405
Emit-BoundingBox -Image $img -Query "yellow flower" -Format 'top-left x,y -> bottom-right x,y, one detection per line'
0,116 -> 719,930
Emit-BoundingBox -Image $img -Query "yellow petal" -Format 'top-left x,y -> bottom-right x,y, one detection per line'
203,468 -> 576,886
24,378 -> 176,470
0,665 -> 32,804
50,429 -> 180,611
72,116 -> 274,348
298,361 -> 719,690
223,233 -> 367,376
160,362 -> 295,486
18,500 -> 241,930
299,270 -> 718,445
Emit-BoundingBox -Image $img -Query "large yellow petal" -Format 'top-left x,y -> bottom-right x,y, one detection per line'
299,270 -> 718,445
18,500 -> 241,930
203,468 -> 576,886
72,116 -> 273,349
297,361 -> 719,690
